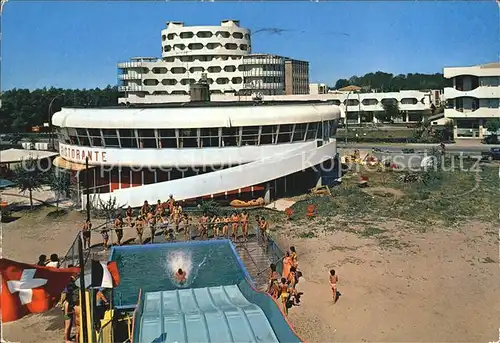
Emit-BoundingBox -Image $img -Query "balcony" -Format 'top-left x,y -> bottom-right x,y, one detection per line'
118,74 -> 142,80
444,107 -> 500,118
118,85 -> 143,92
117,61 -> 143,69
444,87 -> 500,100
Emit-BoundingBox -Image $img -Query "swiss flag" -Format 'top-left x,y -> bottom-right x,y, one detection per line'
0,258 -> 80,323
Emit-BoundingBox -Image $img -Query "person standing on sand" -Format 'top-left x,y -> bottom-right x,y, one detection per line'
82,219 -> 92,250
329,269 -> 339,303
114,214 -> 124,246
290,246 -> 298,268
282,251 -> 292,279
182,213 -> 191,241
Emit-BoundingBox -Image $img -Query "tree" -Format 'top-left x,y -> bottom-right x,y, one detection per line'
49,168 -> 71,212
333,72 -> 446,93
0,86 -> 121,134
380,101 -> 402,122
334,79 -> 349,90
485,118 -> 500,135
12,157 -> 46,209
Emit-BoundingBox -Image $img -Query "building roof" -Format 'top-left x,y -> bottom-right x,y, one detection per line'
338,85 -> 362,92
52,103 -> 342,129
480,62 -> 500,69
0,149 -> 58,164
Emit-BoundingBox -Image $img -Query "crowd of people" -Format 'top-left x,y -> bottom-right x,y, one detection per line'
266,246 -> 303,315
266,247 -> 340,315
81,195 -> 272,250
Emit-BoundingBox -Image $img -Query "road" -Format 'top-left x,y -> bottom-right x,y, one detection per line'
338,143 -> 495,154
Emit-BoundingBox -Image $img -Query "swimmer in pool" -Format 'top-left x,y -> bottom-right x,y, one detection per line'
175,268 -> 187,284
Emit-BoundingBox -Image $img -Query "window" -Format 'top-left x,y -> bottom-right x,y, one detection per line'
260,125 -> 277,144
137,129 -> 157,148
306,122 -> 318,140
67,128 -> 79,145
76,128 -> 90,146
158,129 -> 177,148
241,126 -> 259,146
87,129 -> 103,147
200,128 -> 219,147
102,129 -> 120,148
277,124 -> 293,143
179,129 -> 198,148
222,127 -> 238,147
119,129 -> 137,148
292,123 -> 307,142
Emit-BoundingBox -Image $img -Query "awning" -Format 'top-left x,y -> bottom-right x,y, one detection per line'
53,156 -> 95,171
0,148 -> 58,164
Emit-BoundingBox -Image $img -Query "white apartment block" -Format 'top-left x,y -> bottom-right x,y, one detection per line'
444,62 -> 500,139
118,20 -> 309,104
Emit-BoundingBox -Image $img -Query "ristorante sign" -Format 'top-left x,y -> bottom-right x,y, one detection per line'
59,144 -> 108,164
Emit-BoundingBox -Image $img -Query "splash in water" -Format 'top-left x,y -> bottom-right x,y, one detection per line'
165,251 -> 193,287
163,249 -> 214,288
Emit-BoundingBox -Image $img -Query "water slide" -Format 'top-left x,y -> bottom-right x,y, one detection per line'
88,140 -> 336,208
133,282 -> 303,343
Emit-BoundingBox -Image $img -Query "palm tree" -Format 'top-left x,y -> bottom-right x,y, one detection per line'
49,168 -> 71,213
12,157 -> 45,209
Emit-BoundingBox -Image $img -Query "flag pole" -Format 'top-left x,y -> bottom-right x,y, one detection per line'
85,156 -> 90,222
78,232 -> 89,343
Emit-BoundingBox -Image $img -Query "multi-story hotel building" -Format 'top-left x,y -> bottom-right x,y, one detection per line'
444,62 -> 500,139
118,20 -> 310,103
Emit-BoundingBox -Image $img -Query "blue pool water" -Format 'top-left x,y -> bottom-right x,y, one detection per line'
110,240 -> 250,307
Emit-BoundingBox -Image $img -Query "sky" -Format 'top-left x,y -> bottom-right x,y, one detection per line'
2,1 -> 499,90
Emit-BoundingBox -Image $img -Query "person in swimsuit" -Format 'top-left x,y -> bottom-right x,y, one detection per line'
240,211 -> 249,241
82,219 -> 92,250
172,205 -> 180,233
155,199 -> 163,216
74,300 -> 81,343
223,215 -> 231,238
140,200 -> 150,217
175,268 -> 187,284
208,215 -> 217,239
125,206 -> 134,227
114,214 -> 124,246
267,263 -> 280,296
101,227 -> 109,250
282,251 -> 292,279
182,213 -> 191,241
290,246 -> 298,268
231,212 -> 240,240
147,211 -> 157,243
63,296 -> 74,343
259,216 -> 269,244
329,269 -> 339,303
279,278 -> 290,315
135,216 -> 144,244
198,213 -> 209,240
167,195 -> 175,217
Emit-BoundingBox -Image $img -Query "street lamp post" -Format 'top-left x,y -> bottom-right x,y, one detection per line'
48,93 -> 64,151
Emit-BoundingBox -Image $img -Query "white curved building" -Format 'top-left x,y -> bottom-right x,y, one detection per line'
118,20 -> 309,101
52,102 -> 342,208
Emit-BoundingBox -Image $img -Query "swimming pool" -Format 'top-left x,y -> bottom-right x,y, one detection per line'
110,240 -> 251,308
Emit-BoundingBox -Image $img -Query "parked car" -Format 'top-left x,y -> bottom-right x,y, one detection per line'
481,147 -> 500,161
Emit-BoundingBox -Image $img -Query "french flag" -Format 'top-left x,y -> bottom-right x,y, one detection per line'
91,261 -> 120,288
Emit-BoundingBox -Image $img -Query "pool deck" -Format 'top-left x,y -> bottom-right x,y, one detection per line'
80,229 -> 273,291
